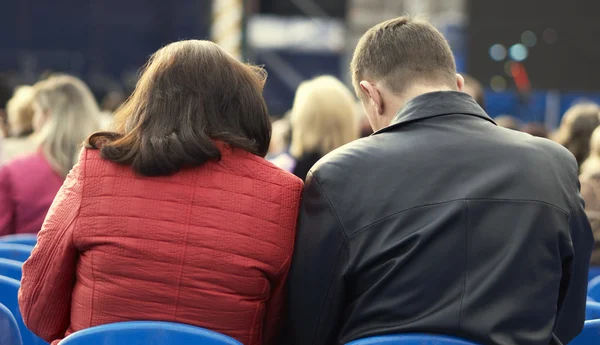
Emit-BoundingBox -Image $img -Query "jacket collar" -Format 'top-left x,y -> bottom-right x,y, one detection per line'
373,91 -> 496,135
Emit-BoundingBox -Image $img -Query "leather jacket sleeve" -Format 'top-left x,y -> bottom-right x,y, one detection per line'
553,178 -> 594,344
284,172 -> 349,345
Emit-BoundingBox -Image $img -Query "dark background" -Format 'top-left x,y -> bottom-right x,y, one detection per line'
258,0 -> 347,18
467,0 -> 600,92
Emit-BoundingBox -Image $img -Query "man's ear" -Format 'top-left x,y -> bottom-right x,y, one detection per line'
456,74 -> 465,92
359,81 -> 384,115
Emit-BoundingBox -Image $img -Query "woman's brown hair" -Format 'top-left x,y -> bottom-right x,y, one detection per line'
87,40 -> 271,176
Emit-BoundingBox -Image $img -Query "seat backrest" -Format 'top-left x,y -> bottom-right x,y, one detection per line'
590,267 -> 600,282
345,334 -> 481,345
0,258 -> 23,281
0,234 -> 37,247
589,276 -> 600,302
0,244 -> 33,262
568,319 -> 600,345
0,276 -> 48,345
60,321 -> 242,345
587,301 -> 600,320
0,302 -> 23,345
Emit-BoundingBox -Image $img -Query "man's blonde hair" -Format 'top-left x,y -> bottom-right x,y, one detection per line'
289,76 -> 359,158
350,16 -> 457,98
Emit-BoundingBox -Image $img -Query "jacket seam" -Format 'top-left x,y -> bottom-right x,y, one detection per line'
307,172 -> 350,344
173,168 -> 198,320
348,197 -> 570,239
309,172 -> 350,250
458,200 -> 469,329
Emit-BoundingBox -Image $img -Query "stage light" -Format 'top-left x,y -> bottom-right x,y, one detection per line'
509,44 -> 528,62
490,75 -> 507,92
489,44 -> 507,61
521,30 -> 537,47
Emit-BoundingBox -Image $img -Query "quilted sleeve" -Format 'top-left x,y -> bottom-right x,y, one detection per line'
18,150 -> 87,343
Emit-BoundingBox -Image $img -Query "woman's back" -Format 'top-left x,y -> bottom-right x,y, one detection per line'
20,147 -> 302,345
0,152 -> 63,235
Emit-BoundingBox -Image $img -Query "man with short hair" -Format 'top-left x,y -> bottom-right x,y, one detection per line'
284,16 -> 592,345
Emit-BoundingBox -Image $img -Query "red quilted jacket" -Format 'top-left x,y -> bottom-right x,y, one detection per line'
18,145 -> 303,345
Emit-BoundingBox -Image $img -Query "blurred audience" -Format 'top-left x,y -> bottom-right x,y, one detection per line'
580,127 -> 600,265
521,122 -> 549,138
494,115 -> 520,130
19,40 -> 302,345
0,75 -> 102,236
3,86 -> 37,161
288,75 -> 359,180
268,115 -> 295,171
356,101 -> 373,137
462,74 -> 485,109
554,102 -> 600,169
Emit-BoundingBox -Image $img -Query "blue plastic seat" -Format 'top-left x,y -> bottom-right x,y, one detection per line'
590,267 -> 600,282
0,258 -> 23,281
346,334 -> 481,345
0,234 -> 37,247
0,302 -> 22,345
568,319 -> 600,345
589,276 -> 600,302
0,244 -> 33,262
60,321 -> 242,345
0,276 -> 48,345
587,301 -> 600,320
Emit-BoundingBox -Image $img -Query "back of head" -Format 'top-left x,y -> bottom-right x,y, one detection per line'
289,75 -> 359,158
6,86 -> 35,136
33,75 -> 102,176
350,16 -> 458,98
554,102 -> 600,167
88,40 -> 271,177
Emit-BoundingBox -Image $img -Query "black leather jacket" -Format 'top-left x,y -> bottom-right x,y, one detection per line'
284,92 -> 593,345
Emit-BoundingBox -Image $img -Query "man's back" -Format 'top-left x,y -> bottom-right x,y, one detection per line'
285,92 -> 593,345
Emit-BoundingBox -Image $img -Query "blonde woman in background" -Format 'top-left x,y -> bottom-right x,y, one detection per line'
288,76 -> 359,180
554,102 -> 600,170
580,126 -> 600,266
3,86 -> 37,162
0,75 -> 102,235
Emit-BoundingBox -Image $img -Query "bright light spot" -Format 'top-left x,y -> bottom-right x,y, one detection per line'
489,44 -> 507,61
543,28 -> 558,44
491,75 -> 507,92
509,44 -> 528,62
521,30 -> 537,47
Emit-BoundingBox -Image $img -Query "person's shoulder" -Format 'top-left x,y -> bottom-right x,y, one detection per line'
232,149 -> 304,191
310,136 -> 378,179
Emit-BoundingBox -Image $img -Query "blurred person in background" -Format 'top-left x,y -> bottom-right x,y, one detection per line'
18,40 -> 303,345
579,126 -> 600,265
494,114 -> 520,130
0,75 -> 102,236
521,122 -> 549,138
288,75 -> 359,180
462,74 -> 485,110
268,114 -> 295,171
554,102 -> 600,170
0,75 -> 12,137
285,16 -> 592,345
3,86 -> 37,162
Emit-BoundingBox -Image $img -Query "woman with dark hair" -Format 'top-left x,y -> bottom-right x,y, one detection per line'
18,40 -> 303,345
